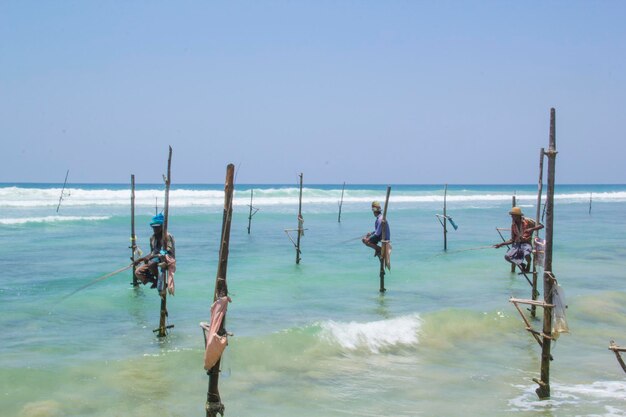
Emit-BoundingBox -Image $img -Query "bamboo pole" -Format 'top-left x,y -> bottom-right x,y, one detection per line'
536,108 -> 557,399
156,146 -> 173,338
531,148 -> 545,318
379,186 -> 391,293
130,174 -> 138,286
443,184 -> 448,251
296,173 -> 303,265
338,182 -> 345,223
247,189 -> 253,234
206,164 -> 235,417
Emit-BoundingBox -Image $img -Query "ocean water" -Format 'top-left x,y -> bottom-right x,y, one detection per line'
1,183 -> 625,417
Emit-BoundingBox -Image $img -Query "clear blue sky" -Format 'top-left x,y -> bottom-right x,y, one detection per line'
1,1 -> 624,184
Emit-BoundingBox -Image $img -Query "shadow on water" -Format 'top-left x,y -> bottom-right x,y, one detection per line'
374,293 -> 391,319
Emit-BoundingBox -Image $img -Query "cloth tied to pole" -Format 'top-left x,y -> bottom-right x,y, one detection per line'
550,279 -> 569,339
167,254 -> 176,295
201,296 -> 231,370
298,215 -> 304,237
534,237 -> 545,268
381,240 -> 392,270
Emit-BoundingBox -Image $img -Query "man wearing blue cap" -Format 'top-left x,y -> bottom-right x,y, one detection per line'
134,213 -> 176,288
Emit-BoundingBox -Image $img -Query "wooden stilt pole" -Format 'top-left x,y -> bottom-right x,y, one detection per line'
609,341 -> 626,373
510,194 -> 517,273
338,182 -> 345,223
247,189 -> 253,234
589,192 -> 592,215
156,146 -> 173,338
443,184 -> 448,251
379,186 -> 391,293
295,173 -> 303,265
206,164 -> 235,417
130,174 -> 138,286
531,148 -> 545,318
536,108 -> 557,399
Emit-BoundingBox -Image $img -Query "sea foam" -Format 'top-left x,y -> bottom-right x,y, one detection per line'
1,186 -> 625,208
319,314 -> 422,353
509,381 -> 626,412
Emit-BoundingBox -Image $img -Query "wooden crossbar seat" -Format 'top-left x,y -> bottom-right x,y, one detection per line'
509,298 -> 554,308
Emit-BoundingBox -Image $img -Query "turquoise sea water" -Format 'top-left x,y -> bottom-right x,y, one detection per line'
1,183 -> 626,417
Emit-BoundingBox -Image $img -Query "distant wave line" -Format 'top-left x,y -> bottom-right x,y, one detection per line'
0,215 -> 111,225
1,187 -> 625,208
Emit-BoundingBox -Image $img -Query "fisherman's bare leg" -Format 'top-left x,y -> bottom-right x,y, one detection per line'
135,262 -> 159,287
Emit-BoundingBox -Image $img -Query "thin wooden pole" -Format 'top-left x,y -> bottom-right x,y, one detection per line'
295,173 -> 303,264
131,174 -> 138,286
247,189 -> 253,234
443,184 -> 448,251
379,186 -> 391,293
56,169 -> 70,213
157,146 -> 173,338
206,164 -> 235,417
609,341 -> 626,373
511,194 -> 517,273
531,148 -> 545,318
338,182 -> 345,223
536,108 -> 557,399
589,192 -> 592,215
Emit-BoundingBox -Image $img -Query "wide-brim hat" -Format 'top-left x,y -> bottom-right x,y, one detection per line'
509,207 -> 523,216
371,201 -> 382,210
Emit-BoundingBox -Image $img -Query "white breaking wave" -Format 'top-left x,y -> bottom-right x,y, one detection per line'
509,381 -> 626,412
0,216 -> 111,225
319,314 -> 422,353
1,186 -> 626,208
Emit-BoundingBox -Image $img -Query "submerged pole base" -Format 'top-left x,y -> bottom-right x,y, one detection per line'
206,401 -> 225,417
153,324 -> 175,337
533,378 -> 550,399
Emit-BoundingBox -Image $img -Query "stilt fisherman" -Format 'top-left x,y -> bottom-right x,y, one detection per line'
494,206 -> 543,272
362,201 -> 390,258
134,213 -> 176,289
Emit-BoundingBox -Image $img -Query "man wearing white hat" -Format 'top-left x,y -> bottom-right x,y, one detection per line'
362,201 -> 390,258
494,206 -> 543,272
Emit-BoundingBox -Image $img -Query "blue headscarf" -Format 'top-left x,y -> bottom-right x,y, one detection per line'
150,213 -> 164,226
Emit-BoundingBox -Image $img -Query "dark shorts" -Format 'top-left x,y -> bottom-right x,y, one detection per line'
368,234 -> 382,245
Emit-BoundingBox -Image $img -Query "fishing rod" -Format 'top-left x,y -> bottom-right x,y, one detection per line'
336,235 -> 367,245
431,245 -> 495,258
60,262 -> 136,301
